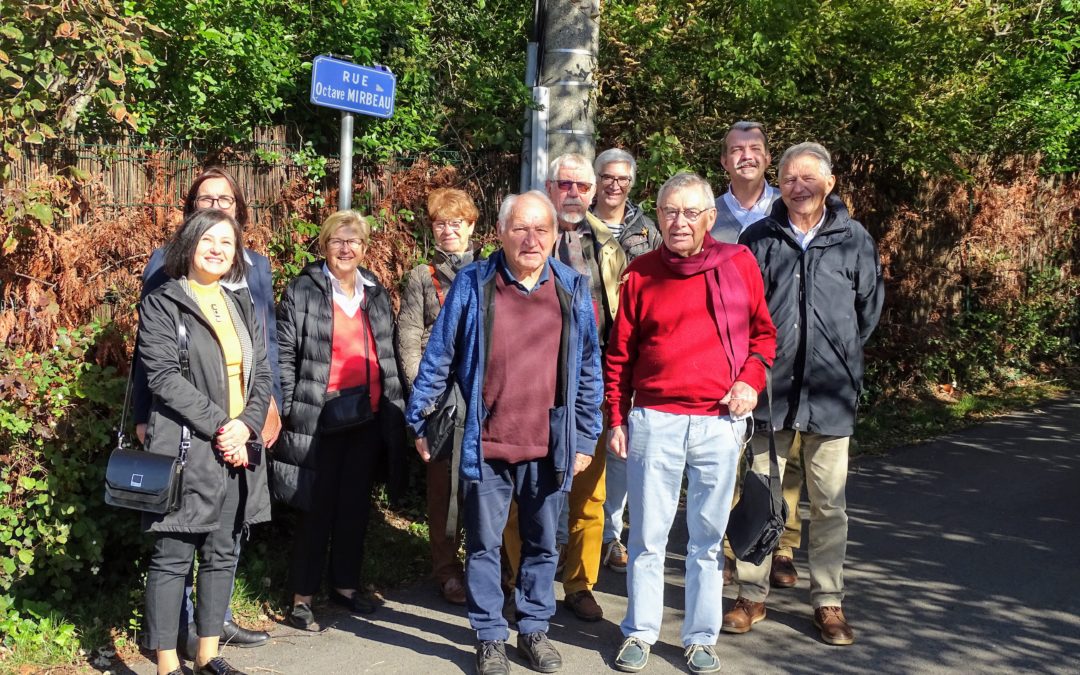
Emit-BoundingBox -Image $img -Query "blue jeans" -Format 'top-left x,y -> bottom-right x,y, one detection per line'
603,447 -> 628,544
621,407 -> 743,647
463,457 -> 562,642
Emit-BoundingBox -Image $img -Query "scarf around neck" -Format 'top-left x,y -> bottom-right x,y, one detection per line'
659,234 -> 750,382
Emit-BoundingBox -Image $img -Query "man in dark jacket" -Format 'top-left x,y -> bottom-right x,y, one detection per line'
591,148 -> 662,261
407,190 -> 603,675
724,142 -> 884,646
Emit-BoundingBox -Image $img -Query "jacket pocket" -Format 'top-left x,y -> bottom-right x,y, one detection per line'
548,405 -> 570,479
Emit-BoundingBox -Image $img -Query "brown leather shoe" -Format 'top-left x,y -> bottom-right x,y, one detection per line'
723,556 -> 734,586
814,606 -> 854,646
770,555 -> 798,588
721,597 -> 766,634
564,589 -> 603,622
441,576 -> 467,606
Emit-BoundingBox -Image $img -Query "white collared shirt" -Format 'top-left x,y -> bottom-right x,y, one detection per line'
322,263 -> 376,317
719,183 -> 780,230
788,210 -> 827,250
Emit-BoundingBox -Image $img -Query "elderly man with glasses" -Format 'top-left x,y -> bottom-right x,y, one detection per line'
606,172 -> 776,674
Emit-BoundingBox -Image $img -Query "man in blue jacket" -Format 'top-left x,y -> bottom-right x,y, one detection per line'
407,190 -> 603,675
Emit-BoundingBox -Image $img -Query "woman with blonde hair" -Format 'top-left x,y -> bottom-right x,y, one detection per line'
275,210 -> 406,629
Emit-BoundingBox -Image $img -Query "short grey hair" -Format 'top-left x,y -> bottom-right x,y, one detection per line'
778,142 -> 833,179
497,190 -> 557,233
722,120 -> 769,155
657,172 -> 715,208
593,148 -> 637,185
547,153 -> 596,184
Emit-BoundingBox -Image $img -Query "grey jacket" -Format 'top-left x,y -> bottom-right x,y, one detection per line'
396,246 -> 477,389
614,200 -> 663,261
274,261 -> 407,509
137,280 -> 273,533
739,195 -> 885,436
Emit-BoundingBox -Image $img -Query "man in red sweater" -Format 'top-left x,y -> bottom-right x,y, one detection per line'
605,172 -> 776,674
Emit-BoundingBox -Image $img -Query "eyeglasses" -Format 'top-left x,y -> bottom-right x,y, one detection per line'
327,238 -> 364,249
195,195 -> 236,209
599,174 -> 631,188
433,219 -> 467,232
554,180 -> 593,193
660,207 -> 713,222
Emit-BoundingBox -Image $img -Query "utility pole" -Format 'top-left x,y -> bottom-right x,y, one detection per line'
521,0 -> 599,190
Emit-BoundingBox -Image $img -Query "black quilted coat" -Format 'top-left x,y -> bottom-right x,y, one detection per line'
273,262 -> 406,509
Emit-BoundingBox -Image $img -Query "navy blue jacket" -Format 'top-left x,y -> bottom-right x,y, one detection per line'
739,195 -> 884,436
133,247 -> 282,425
405,252 -> 603,492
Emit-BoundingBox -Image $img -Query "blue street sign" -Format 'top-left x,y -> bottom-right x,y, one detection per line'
310,55 -> 396,119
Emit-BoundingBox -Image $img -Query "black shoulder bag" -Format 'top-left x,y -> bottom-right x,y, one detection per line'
725,356 -> 789,565
104,320 -> 191,514
319,309 -> 375,432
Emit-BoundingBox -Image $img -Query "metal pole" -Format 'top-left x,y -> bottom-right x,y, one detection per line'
338,111 -> 354,210
530,87 -> 550,191
520,41 -> 540,192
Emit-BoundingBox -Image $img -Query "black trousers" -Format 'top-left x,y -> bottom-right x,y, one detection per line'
145,469 -> 244,650
289,421 -> 381,595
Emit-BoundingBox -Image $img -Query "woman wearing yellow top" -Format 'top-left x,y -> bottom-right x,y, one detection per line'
137,209 -> 272,675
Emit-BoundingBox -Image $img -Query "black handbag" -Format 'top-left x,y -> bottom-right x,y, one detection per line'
726,356 -> 789,565
319,314 -> 375,433
424,383 -> 464,464
104,320 -> 191,514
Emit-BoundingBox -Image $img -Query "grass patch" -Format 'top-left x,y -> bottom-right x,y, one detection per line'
855,377 -> 1076,455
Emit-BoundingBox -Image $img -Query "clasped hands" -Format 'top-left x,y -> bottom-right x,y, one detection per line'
215,419 -> 253,468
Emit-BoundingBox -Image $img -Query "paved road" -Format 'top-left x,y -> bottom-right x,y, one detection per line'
117,398 -> 1080,674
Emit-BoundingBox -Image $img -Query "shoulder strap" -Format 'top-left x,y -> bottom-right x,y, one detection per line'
750,353 -> 783,517
428,263 -> 446,306
177,317 -> 191,466
116,348 -> 138,451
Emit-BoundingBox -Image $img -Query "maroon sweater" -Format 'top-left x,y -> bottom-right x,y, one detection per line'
481,270 -> 561,462
604,245 -> 776,428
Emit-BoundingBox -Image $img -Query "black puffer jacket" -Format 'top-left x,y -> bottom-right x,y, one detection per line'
739,195 -> 885,437
274,261 -> 406,509
137,280 -> 273,533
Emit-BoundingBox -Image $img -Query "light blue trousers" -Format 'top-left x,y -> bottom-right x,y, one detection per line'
621,407 -> 743,646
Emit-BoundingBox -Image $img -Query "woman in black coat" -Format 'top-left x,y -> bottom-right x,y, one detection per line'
138,209 -> 272,675
275,210 -> 406,630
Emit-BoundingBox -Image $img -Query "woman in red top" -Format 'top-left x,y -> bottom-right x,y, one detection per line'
275,211 -> 406,630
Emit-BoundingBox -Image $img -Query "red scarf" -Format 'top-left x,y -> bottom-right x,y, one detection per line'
659,234 -> 750,382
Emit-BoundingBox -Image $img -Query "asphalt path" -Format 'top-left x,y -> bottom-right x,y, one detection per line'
116,397 -> 1080,674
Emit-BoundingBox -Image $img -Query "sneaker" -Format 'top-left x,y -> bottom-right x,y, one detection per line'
814,606 -> 855,646
684,644 -> 721,674
516,631 -> 562,673
602,540 -> 628,573
564,589 -> 603,622
476,640 -> 511,675
614,637 -> 650,673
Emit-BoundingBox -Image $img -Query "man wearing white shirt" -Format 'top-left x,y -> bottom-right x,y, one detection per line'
711,121 -> 780,244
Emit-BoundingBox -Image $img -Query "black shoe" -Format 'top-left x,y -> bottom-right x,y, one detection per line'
329,588 -> 379,614
221,620 -> 269,648
476,640 -> 510,675
197,656 -> 246,675
287,603 -> 318,631
165,669 -> 184,675
178,622 -> 199,661
516,631 -> 562,673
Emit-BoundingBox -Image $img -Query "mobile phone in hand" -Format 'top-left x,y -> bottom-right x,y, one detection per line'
245,440 -> 263,469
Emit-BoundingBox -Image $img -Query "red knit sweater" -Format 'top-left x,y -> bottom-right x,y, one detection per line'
604,246 -> 776,427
